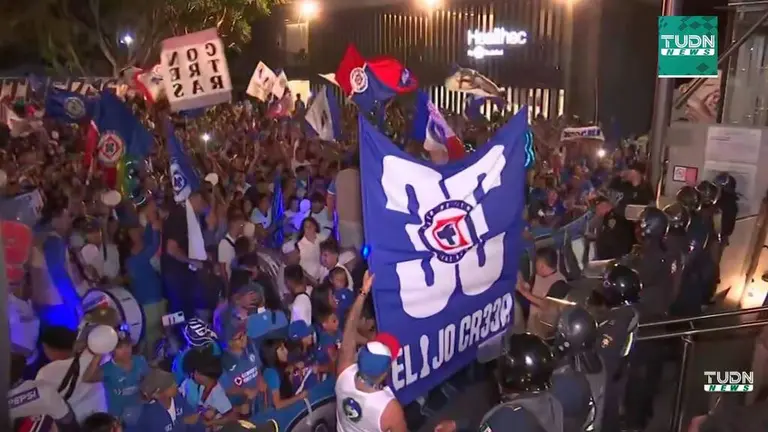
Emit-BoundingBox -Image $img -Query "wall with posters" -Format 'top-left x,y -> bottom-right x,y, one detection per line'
0,77 -> 120,101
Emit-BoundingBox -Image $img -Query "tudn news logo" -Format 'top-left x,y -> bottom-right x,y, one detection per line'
658,16 -> 718,78
703,371 -> 754,393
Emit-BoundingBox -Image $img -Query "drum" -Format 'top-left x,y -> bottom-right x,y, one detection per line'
81,287 -> 145,345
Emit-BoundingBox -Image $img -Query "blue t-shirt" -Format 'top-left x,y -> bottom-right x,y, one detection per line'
286,350 -> 318,394
172,343 -> 223,384
129,394 -> 205,432
315,330 -> 341,365
102,356 -> 149,425
333,289 -> 354,324
126,226 -> 163,305
220,344 -> 262,406
258,368 -> 282,412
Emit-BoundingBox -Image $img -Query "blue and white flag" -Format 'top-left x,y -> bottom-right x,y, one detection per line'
306,86 -> 342,141
166,120 -> 206,261
360,108 -> 529,403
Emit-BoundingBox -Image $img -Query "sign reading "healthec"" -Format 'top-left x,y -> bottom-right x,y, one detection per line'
467,28 -> 528,59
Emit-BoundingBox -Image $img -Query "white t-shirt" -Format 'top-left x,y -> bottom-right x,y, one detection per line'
9,294 -> 40,364
250,208 -> 272,229
80,243 -> 120,280
36,352 -> 107,424
297,234 -> 330,283
217,234 -> 237,279
290,291 -> 313,325
9,380 -> 72,421
320,251 -> 356,289
312,208 -> 334,235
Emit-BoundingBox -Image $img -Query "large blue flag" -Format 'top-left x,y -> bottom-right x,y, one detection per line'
270,174 -> 284,248
94,91 -> 152,161
360,108 -> 529,403
45,88 -> 96,123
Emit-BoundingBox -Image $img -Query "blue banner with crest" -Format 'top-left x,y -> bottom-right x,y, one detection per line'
359,108 -> 529,403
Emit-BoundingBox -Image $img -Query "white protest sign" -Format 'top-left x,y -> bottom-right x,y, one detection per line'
160,28 -> 232,112
246,62 -> 277,101
560,126 -> 605,142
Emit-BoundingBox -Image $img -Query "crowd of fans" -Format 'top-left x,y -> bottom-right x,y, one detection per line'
1,85 -> 648,432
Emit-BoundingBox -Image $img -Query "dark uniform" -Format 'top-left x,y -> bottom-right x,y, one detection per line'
595,209 -> 635,261
592,263 -> 642,431
663,203 -> 691,307
608,176 -> 654,206
477,333 -> 564,432
551,306 -> 606,432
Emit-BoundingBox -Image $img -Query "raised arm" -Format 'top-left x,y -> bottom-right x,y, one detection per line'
337,271 -> 374,374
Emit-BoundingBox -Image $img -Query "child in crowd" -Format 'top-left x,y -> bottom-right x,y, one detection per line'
133,368 -> 205,431
180,349 -> 237,428
286,321 -> 319,394
82,333 -> 149,427
327,267 -> 354,324
220,322 -> 262,418
313,308 -> 341,376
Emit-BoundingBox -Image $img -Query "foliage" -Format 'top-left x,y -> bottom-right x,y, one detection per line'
0,0 -> 278,76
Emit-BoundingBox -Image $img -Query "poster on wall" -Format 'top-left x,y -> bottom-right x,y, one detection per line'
705,126 -> 761,165
702,161 -> 757,216
160,28 -> 232,112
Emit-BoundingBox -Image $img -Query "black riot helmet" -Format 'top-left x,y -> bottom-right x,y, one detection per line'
600,262 -> 642,307
496,333 -> 555,394
637,206 -> 669,240
713,172 -> 737,195
676,186 -> 702,213
696,180 -> 721,207
553,306 -> 598,356
663,202 -> 690,233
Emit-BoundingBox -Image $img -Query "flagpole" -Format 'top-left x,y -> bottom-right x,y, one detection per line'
649,0 -> 683,201
0,224 -> 10,430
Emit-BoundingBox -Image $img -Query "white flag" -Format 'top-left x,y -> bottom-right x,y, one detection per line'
247,62 -> 277,101
272,71 -> 288,99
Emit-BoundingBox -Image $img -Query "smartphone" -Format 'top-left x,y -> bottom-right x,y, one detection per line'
161,311 -> 186,327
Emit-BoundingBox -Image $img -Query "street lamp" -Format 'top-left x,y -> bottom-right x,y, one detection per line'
201,133 -> 211,143
121,34 -> 134,47
299,1 -> 319,21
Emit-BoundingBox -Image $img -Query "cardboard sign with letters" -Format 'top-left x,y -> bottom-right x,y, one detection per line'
160,28 -> 232,112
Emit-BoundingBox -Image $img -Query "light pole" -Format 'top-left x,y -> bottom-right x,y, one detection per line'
562,0 -> 575,117
648,0 -> 683,200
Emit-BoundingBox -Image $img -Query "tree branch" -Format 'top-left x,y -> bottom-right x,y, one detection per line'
88,0 -> 118,73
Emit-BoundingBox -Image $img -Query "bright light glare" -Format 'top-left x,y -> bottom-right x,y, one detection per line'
121,34 -> 134,46
299,1 -> 319,19
421,0 -> 442,9
201,133 -> 211,142
597,148 -> 606,158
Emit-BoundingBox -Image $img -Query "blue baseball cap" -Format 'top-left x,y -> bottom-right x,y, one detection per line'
288,320 -> 313,340
357,333 -> 400,379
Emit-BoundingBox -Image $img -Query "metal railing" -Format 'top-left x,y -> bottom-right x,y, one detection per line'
636,305 -> 768,432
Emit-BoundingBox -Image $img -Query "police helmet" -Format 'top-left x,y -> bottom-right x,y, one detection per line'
663,202 -> 690,232
713,172 -> 737,195
496,333 -> 555,393
676,186 -> 702,213
601,262 -> 642,307
637,206 -> 669,240
696,180 -> 721,207
553,306 -> 598,355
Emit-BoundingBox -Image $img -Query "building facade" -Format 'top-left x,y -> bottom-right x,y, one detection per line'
304,0 -> 569,119
246,0 -> 662,134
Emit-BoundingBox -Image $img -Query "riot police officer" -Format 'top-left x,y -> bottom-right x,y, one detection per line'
696,180 -> 722,304
478,333 -> 564,432
713,173 -> 738,244
551,306 -> 606,432
592,190 -> 636,261
663,203 -> 690,305
590,263 -> 641,432
625,206 -> 678,320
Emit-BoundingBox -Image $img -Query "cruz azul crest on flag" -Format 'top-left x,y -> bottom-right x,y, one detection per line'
360,108 -> 528,403
97,132 -> 125,166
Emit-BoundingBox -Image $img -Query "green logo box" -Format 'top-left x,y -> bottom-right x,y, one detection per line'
658,16 -> 718,78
